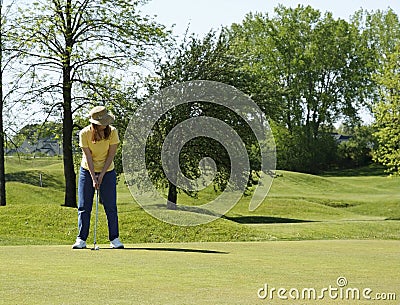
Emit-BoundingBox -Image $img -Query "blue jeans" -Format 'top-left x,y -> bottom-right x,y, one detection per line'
77,167 -> 119,241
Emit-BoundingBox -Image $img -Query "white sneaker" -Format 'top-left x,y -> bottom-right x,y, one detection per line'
72,238 -> 87,249
110,237 -> 124,249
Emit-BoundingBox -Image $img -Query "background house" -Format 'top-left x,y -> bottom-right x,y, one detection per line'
6,136 -> 62,156
332,133 -> 352,144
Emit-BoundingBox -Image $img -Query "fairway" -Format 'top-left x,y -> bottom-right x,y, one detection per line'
0,240 -> 399,305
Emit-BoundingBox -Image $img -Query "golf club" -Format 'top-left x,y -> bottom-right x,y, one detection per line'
91,188 -> 100,251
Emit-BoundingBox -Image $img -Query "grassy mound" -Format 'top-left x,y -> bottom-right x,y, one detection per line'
1,157 -> 399,245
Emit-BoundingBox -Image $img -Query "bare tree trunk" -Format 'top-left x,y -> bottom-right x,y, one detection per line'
61,59 -> 77,207
0,1 -> 6,206
61,62 -> 76,206
0,90 -> 5,207
0,82 -> 5,207
62,99 -> 76,208
167,180 -> 177,210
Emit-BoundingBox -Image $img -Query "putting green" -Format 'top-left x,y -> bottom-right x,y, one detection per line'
0,240 -> 399,305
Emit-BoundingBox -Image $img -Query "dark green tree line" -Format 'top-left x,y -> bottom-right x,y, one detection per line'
227,5 -> 375,172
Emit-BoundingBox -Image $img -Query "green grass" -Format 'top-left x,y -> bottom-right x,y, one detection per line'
1,158 -> 399,304
0,241 -> 398,305
1,157 -> 399,245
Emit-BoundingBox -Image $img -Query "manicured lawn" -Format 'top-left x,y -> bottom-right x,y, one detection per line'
1,158 -> 399,304
0,240 -> 398,305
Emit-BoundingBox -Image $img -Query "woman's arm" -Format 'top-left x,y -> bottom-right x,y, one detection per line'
81,147 -> 99,189
97,144 -> 118,186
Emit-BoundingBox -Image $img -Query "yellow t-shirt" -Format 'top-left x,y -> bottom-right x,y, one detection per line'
79,125 -> 119,172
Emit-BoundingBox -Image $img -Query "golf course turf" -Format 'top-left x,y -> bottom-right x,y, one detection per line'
1,158 -> 399,304
0,241 -> 399,305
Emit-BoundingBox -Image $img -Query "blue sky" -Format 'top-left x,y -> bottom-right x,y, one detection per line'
141,0 -> 399,37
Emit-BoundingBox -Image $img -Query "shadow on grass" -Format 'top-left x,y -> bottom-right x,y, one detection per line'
145,204 -> 223,219
97,247 -> 229,254
321,164 -> 387,177
5,170 -> 64,190
138,204 -> 314,225
223,215 -> 315,224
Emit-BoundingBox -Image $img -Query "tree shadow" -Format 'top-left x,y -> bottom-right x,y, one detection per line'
99,247 -> 229,254
136,204 -> 315,224
5,170 -> 64,190
321,165 -> 387,177
223,215 -> 315,224
147,203 -> 222,217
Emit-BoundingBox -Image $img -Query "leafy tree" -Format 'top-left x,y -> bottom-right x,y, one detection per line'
158,31 -> 240,87
373,46 -> 400,174
16,0 -> 167,207
228,5 -> 374,172
336,125 -> 375,168
107,84 -> 145,177
142,31 -> 262,207
353,9 -> 400,175
9,121 -> 63,147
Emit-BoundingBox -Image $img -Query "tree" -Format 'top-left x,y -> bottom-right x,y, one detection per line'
153,31 -> 237,207
228,5 -> 374,172
107,84 -> 145,177
0,0 -> 5,206
353,9 -> 400,175
336,124 -> 375,168
9,121 -> 63,148
139,31 -> 263,208
373,46 -> 400,174
16,0 -> 167,207
1,0 -> 23,206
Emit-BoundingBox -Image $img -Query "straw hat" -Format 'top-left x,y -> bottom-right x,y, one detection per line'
89,106 -> 115,126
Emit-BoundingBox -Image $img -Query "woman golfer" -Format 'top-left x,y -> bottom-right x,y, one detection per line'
72,106 -> 124,249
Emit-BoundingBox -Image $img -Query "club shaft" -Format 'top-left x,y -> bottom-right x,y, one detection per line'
93,189 -> 99,247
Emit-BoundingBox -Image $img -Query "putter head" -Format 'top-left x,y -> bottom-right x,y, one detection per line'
91,246 -> 100,251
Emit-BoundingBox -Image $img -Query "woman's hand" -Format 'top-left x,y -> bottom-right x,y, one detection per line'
97,173 -> 105,189
92,175 -> 100,190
